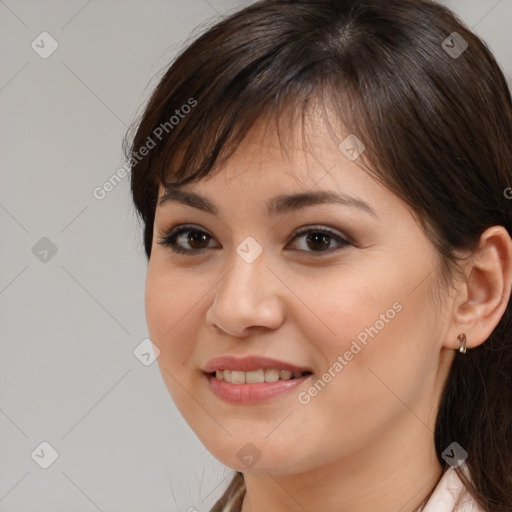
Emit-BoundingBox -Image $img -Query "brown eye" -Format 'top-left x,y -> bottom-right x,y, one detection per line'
305,232 -> 332,251
157,225 -> 218,254
287,226 -> 351,254
186,230 -> 210,249
157,224 -> 351,256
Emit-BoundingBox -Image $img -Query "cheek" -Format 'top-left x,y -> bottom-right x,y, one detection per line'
145,267 -> 205,420
144,266 -> 198,368
304,263 -> 397,351
305,256 -> 436,400
288,284 -> 436,464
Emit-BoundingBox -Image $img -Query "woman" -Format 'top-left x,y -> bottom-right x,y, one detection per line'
126,0 -> 512,510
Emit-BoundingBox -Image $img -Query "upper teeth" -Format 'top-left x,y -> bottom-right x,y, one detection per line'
215,369 -> 303,383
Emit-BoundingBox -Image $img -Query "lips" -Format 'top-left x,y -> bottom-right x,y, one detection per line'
202,356 -> 313,403
203,355 -> 312,374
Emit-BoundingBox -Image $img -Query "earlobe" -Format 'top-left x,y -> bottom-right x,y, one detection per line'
447,226 -> 512,351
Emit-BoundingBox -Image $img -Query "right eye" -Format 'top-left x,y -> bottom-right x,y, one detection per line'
157,224 -> 219,254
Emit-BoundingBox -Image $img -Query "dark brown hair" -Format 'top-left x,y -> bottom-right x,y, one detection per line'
125,0 -> 512,510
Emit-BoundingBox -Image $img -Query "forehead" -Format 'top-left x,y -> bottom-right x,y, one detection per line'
220,110 -> 344,176
155,112 -> 402,225
160,111 -> 371,195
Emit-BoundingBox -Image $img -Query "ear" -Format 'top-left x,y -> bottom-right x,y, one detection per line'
444,226 -> 512,351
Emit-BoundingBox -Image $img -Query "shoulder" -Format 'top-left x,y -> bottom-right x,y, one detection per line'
422,463 -> 485,512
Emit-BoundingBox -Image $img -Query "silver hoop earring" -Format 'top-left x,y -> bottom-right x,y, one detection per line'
457,333 -> 467,354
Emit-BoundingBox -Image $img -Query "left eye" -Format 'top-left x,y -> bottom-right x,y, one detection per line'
157,224 -> 351,255
291,226 -> 351,253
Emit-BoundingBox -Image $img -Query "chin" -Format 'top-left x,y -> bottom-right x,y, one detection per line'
198,433 -> 310,475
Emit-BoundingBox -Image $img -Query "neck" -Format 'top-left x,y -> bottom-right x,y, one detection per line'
239,413 -> 444,512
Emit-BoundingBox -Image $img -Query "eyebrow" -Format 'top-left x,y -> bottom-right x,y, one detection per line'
157,187 -> 377,218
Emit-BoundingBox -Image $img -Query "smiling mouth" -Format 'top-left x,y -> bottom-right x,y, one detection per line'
209,369 -> 313,384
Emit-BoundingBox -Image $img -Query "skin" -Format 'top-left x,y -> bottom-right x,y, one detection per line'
145,112 -> 512,512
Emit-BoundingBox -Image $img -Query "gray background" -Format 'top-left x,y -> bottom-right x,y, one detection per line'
0,1 -> 510,511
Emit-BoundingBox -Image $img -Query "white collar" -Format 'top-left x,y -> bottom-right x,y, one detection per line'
422,463 -> 484,512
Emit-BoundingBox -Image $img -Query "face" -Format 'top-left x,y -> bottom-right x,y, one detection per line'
145,113 -> 455,476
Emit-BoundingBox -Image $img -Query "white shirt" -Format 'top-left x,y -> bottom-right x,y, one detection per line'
421,463 -> 485,512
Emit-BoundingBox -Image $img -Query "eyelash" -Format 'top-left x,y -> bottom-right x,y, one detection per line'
156,224 -> 351,256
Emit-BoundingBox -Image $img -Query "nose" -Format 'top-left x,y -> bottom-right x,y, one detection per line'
205,252 -> 286,338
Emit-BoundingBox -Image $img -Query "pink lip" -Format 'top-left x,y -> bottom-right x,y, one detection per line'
202,355 -> 313,404
203,355 -> 312,374
204,372 -> 312,404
